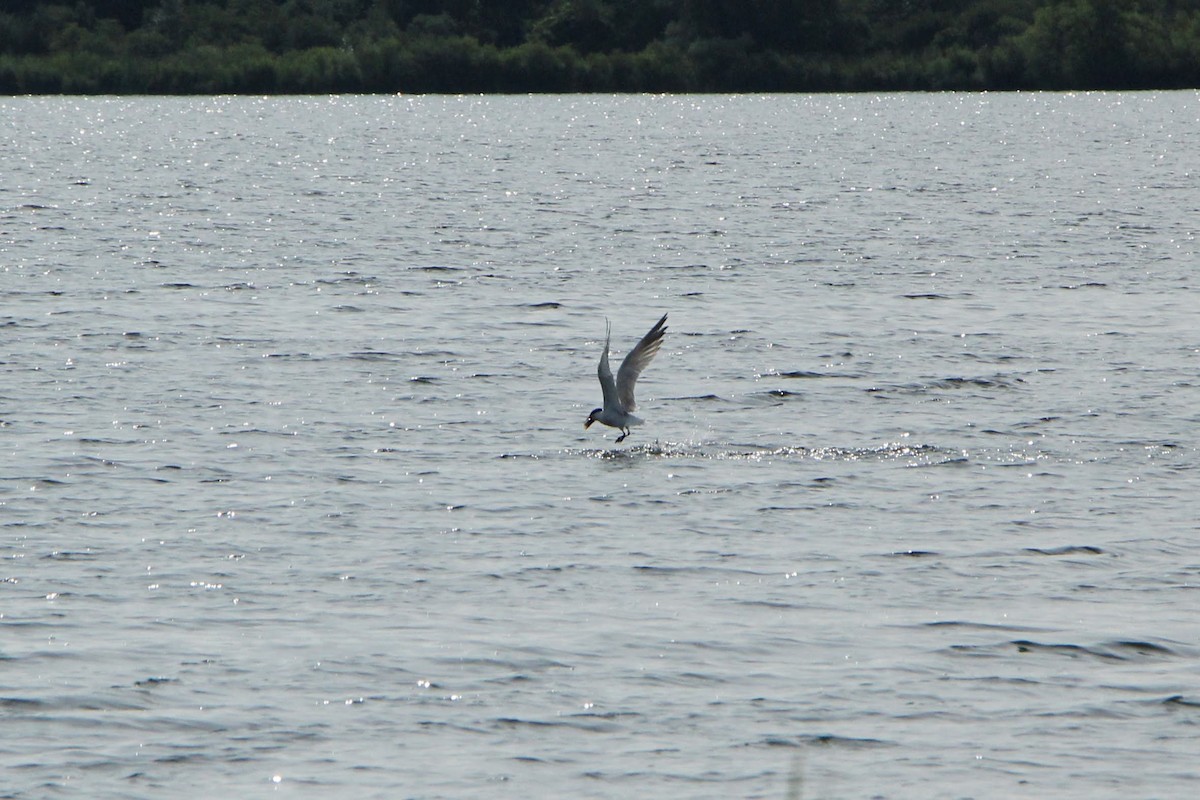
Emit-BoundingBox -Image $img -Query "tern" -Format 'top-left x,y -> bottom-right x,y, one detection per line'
584,313 -> 668,443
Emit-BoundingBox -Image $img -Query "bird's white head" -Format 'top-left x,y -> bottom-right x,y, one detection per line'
584,408 -> 602,429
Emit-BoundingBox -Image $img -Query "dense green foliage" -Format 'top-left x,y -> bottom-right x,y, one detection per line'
1,0 -> 1198,93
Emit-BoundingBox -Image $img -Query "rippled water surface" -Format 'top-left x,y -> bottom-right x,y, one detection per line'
2,93 -> 1198,799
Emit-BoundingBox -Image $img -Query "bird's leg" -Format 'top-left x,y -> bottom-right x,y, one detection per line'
616,427 -> 630,443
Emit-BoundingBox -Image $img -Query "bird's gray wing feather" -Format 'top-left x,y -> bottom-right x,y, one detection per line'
616,313 -> 668,412
597,318 -> 620,411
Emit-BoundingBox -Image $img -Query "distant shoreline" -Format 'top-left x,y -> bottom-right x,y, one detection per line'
3,0 -> 1198,95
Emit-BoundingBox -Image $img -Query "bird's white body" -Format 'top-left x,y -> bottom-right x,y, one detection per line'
585,313 -> 668,443
590,406 -> 644,432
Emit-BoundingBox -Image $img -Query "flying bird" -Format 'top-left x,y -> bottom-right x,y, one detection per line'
584,313 -> 668,443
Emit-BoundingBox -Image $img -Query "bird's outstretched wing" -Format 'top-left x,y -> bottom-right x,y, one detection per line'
597,318 -> 620,411
616,313 -> 668,412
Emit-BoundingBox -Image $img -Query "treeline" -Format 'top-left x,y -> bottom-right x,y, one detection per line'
1,0 -> 1199,94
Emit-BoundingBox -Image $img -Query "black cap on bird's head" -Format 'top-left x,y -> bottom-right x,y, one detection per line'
584,408 -> 602,429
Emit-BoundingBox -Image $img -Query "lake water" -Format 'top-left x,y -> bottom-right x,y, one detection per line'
2,92 -> 1198,799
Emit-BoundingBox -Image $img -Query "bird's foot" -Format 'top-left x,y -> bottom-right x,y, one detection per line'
616,431 -> 628,443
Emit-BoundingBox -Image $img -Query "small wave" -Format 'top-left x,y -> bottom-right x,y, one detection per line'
658,262 -> 712,272
133,677 -> 177,688
664,393 -> 729,402
409,349 -> 459,358
315,272 -> 376,285
1023,545 -> 1105,556
1010,640 -> 1172,661
924,620 -> 1051,632
261,352 -> 314,360
579,441 -> 697,459
41,550 -> 97,561
569,440 -> 957,465
930,375 -> 1024,390
0,696 -> 48,710
877,375 -> 1024,395
743,442 -> 954,464
761,733 -> 892,749
952,638 -> 1181,662
216,427 -> 298,439
495,716 -> 622,733
347,350 -> 403,361
766,370 -> 825,379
